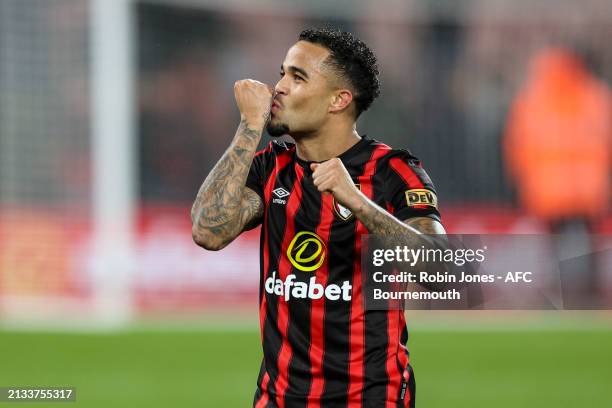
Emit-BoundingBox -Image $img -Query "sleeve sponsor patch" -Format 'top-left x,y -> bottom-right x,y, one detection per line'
405,189 -> 438,208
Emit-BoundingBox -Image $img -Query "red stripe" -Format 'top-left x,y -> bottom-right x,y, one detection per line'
255,373 -> 271,408
382,203 -> 402,407
261,150 -> 294,341
384,173 -> 413,407
385,312 -> 402,408
255,142 -> 273,158
274,162 -> 306,408
306,193 -> 335,408
348,145 -> 391,405
388,157 -> 430,211
259,149 -> 293,402
388,158 -> 424,189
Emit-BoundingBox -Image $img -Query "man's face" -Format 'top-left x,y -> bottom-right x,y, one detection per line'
267,41 -> 337,137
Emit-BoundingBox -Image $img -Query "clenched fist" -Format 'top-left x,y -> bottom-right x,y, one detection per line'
234,79 -> 273,128
310,159 -> 365,211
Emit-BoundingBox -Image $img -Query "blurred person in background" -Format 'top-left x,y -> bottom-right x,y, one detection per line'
191,28 -> 444,407
504,47 -> 611,307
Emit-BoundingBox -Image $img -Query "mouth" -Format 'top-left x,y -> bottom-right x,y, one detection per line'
271,101 -> 281,114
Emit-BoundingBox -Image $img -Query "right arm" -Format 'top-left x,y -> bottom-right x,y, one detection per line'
191,80 -> 272,250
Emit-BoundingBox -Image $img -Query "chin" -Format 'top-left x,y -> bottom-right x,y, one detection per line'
266,120 -> 290,137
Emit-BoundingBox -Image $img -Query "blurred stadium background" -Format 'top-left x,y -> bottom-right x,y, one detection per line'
1,0 -> 611,407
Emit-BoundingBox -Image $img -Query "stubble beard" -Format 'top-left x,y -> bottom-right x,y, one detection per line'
266,118 -> 290,137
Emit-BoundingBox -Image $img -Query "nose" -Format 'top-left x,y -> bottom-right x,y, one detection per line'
274,77 -> 289,96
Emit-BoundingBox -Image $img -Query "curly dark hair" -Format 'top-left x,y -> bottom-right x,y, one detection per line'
299,27 -> 380,118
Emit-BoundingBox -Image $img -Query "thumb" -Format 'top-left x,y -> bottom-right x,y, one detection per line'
310,163 -> 319,171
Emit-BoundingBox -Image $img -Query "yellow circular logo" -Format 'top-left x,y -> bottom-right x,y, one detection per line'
286,231 -> 326,272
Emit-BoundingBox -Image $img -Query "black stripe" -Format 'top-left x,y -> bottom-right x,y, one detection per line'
320,216 -> 354,407
394,325 -> 411,408
362,149 -> 393,405
252,388 -> 281,408
320,144 -> 376,406
255,358 -> 266,394
408,364 -> 416,408
362,310 -> 390,404
283,165 -> 317,408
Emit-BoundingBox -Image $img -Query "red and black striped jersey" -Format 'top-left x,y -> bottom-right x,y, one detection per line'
246,136 -> 440,408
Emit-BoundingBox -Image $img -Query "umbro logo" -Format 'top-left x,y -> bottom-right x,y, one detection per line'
272,187 -> 290,204
273,188 -> 290,198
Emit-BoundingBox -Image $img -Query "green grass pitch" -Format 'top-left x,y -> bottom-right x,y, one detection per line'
1,321 -> 611,407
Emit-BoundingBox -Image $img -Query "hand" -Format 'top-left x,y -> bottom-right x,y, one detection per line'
234,79 -> 273,128
310,159 -> 364,211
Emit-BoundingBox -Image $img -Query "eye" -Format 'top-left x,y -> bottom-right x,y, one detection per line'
294,75 -> 303,82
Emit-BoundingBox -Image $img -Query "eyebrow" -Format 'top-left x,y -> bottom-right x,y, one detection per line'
281,64 -> 309,79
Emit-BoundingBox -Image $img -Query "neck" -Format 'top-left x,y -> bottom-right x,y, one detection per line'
292,121 -> 361,162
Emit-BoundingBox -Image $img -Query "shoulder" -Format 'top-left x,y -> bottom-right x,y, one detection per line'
368,141 -> 436,189
365,138 -> 425,171
381,148 -> 424,169
255,139 -> 296,160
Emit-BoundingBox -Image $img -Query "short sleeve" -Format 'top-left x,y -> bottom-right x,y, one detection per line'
245,144 -> 271,202
384,151 -> 441,222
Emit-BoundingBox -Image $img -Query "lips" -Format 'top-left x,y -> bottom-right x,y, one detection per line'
271,100 -> 281,113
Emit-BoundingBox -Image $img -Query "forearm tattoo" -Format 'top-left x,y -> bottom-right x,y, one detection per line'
355,200 -> 451,290
191,119 -> 264,245
355,198 -> 446,246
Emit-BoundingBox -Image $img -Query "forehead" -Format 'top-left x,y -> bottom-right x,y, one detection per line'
282,41 -> 330,75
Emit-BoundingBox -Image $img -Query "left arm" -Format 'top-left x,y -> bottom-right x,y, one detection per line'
310,159 -> 446,237
311,159 -> 450,291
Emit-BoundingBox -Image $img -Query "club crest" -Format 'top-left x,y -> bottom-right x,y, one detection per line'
333,184 -> 360,221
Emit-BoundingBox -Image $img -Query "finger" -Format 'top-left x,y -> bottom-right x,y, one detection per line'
317,182 -> 333,194
313,174 -> 328,189
311,163 -> 328,181
310,163 -> 319,172
312,170 -> 333,187
312,160 -> 334,176
315,175 -> 335,191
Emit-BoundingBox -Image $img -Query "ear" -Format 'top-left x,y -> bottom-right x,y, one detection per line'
329,89 -> 353,114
